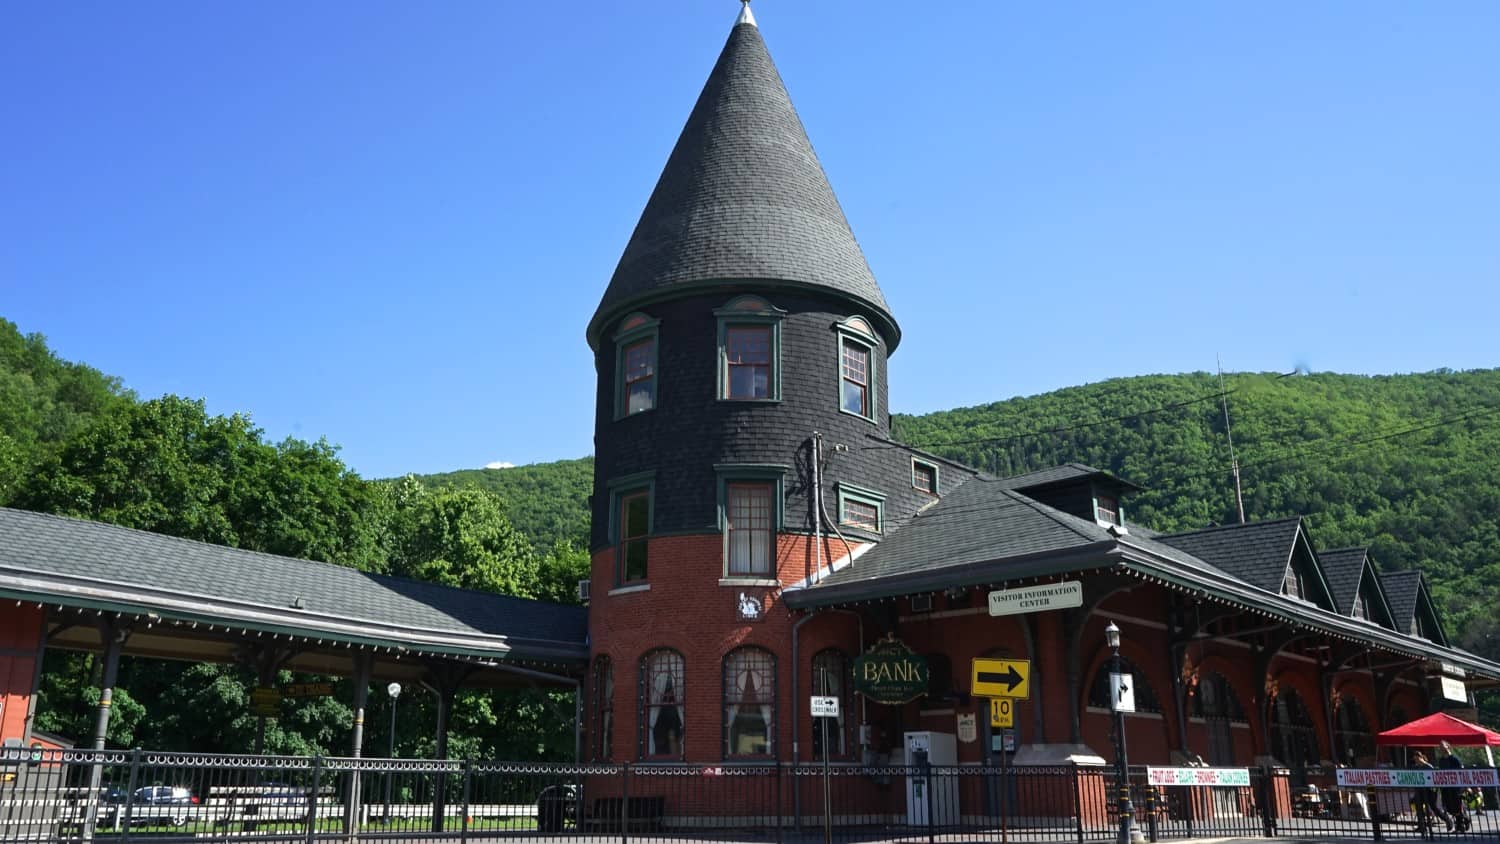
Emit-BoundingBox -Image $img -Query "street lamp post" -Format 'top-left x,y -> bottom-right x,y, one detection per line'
384,682 -> 401,824
1106,622 -> 1141,844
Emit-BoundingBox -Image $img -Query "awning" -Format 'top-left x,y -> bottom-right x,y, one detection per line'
1376,712 -> 1500,747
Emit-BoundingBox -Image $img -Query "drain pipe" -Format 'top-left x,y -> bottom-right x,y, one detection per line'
812,433 -> 823,582
791,607 -> 866,829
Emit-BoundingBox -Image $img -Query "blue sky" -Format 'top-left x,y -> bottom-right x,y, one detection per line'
4,1 -> 1497,478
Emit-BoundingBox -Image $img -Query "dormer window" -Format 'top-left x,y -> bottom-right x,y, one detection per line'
1353,592 -> 1369,620
716,296 -> 784,402
912,459 -> 938,495
1094,494 -> 1120,526
1282,568 -> 1305,600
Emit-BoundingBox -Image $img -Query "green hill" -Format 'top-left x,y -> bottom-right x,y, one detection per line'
415,458 -> 593,552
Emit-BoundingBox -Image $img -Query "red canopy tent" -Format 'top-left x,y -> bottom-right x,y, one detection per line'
1377,712 -> 1500,747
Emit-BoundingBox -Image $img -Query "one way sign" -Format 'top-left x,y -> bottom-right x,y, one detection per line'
971,658 -> 1031,701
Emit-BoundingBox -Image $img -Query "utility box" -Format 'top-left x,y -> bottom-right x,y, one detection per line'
903,731 -> 959,827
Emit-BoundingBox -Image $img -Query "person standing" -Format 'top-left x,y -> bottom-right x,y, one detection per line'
1415,751 -> 1456,832
1439,742 -> 1471,832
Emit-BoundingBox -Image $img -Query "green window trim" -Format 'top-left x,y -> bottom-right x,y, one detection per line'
613,313 -> 661,421
715,464 -> 787,578
911,458 -> 939,495
835,482 -> 885,534
715,296 -> 785,402
834,317 -> 879,423
607,471 -> 656,586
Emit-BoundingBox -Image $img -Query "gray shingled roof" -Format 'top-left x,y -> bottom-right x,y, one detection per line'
1155,518 -> 1302,593
1318,547 -> 1368,615
785,477 -> 1119,605
0,507 -> 587,662
1380,569 -> 1422,631
587,15 -> 898,350
994,462 -> 1142,492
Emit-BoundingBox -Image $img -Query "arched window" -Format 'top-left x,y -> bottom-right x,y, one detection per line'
1192,672 -> 1246,766
1088,657 -> 1163,714
1335,697 -> 1375,766
811,649 -> 849,759
639,649 -> 685,758
1269,687 -> 1321,779
592,656 -> 614,760
724,647 -> 776,758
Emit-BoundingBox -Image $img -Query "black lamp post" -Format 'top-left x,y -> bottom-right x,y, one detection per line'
1106,621 -> 1139,844
384,682 -> 401,824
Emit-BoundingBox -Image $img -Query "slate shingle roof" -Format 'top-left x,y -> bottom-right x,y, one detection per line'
1380,569 -> 1422,631
0,507 -> 587,661
1319,547 -> 1370,616
1155,518 -> 1302,593
993,462 -> 1142,492
587,16 -> 898,350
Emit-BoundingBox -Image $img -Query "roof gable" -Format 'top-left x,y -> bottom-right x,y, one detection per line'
588,14 -> 897,350
1320,547 -> 1397,628
1156,517 -> 1304,593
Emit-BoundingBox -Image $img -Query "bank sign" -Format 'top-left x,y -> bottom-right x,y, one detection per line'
1337,768 -> 1500,789
988,581 -> 1083,617
853,636 -> 929,704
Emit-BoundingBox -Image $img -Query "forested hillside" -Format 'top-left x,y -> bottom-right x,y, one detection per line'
7,312 -> 1500,751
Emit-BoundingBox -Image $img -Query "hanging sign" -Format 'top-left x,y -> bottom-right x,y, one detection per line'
1337,768 -> 1500,789
987,581 -> 1083,617
972,658 -> 1031,700
282,682 -> 334,698
990,698 -> 1015,728
852,635 -> 929,704
1147,767 -> 1251,787
810,696 -> 840,718
956,713 -> 977,744
1439,675 -> 1468,703
1109,672 -> 1135,713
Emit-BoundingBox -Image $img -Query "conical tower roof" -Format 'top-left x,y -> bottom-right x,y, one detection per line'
588,6 -> 899,350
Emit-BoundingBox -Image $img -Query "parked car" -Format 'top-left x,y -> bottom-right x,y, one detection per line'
103,786 -> 199,827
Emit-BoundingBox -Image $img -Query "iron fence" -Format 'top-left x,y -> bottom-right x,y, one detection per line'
5,748 -> 1500,843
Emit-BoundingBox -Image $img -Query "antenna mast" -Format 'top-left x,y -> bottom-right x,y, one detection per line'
1217,356 -> 1246,524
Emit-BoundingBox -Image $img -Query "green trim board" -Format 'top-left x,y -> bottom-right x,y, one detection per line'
612,313 -> 661,420
835,482 -> 885,534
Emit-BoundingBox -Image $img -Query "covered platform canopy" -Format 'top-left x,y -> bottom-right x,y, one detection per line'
0,506 -> 588,755
1377,712 -> 1500,747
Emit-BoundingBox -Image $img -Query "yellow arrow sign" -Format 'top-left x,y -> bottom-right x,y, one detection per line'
990,697 -> 1014,728
972,658 -> 1030,700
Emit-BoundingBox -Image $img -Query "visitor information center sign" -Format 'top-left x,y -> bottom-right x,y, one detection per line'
1146,767 -> 1251,787
1337,768 -> 1500,789
988,581 -> 1083,617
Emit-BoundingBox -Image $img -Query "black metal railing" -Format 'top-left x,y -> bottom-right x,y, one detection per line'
6,747 -> 1500,842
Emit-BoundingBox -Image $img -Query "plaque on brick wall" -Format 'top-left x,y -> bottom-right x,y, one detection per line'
853,634 -> 929,704
737,592 -> 764,621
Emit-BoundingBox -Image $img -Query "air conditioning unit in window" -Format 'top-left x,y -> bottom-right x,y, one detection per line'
910,594 -> 933,613
577,579 -> 591,603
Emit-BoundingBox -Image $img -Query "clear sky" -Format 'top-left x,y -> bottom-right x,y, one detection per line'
4,1 -> 1497,478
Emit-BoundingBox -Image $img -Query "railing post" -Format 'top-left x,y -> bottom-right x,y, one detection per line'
621,762 -> 631,844
120,748 -> 142,840
307,755 -> 323,844
775,761 -> 784,844
1071,763 -> 1086,844
1258,766 -> 1275,838
923,757 -> 935,844
1145,785 -> 1158,843
1368,782 -> 1382,843
459,759 -> 472,844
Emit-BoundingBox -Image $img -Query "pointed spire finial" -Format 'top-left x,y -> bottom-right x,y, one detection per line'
737,0 -> 756,28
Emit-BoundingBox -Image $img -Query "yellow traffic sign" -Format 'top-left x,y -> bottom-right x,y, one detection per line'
972,658 -> 1030,700
990,697 -> 1014,728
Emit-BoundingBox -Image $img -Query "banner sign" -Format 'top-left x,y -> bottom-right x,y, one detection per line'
853,635 -> 929,704
987,581 -> 1083,617
282,682 -> 334,698
1146,767 -> 1251,787
1337,768 -> 1500,789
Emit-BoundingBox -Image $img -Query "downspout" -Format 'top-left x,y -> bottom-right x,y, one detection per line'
812,434 -> 823,582
791,607 -> 865,829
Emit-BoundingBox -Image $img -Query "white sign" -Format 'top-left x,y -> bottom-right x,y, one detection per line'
1110,672 -> 1135,713
1146,767 -> 1251,787
988,581 -> 1083,617
956,713 -> 977,744
1337,768 -> 1500,789
1440,675 -> 1469,703
810,696 -> 840,718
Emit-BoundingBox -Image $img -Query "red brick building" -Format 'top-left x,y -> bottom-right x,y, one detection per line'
583,3 -> 1500,783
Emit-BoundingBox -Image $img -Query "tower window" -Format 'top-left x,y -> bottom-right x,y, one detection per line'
725,326 -> 771,399
618,490 -> 650,583
723,647 -> 776,758
640,649 -> 685,759
834,316 -> 878,422
613,313 -> 660,419
726,483 -> 774,575
715,296 -> 784,402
